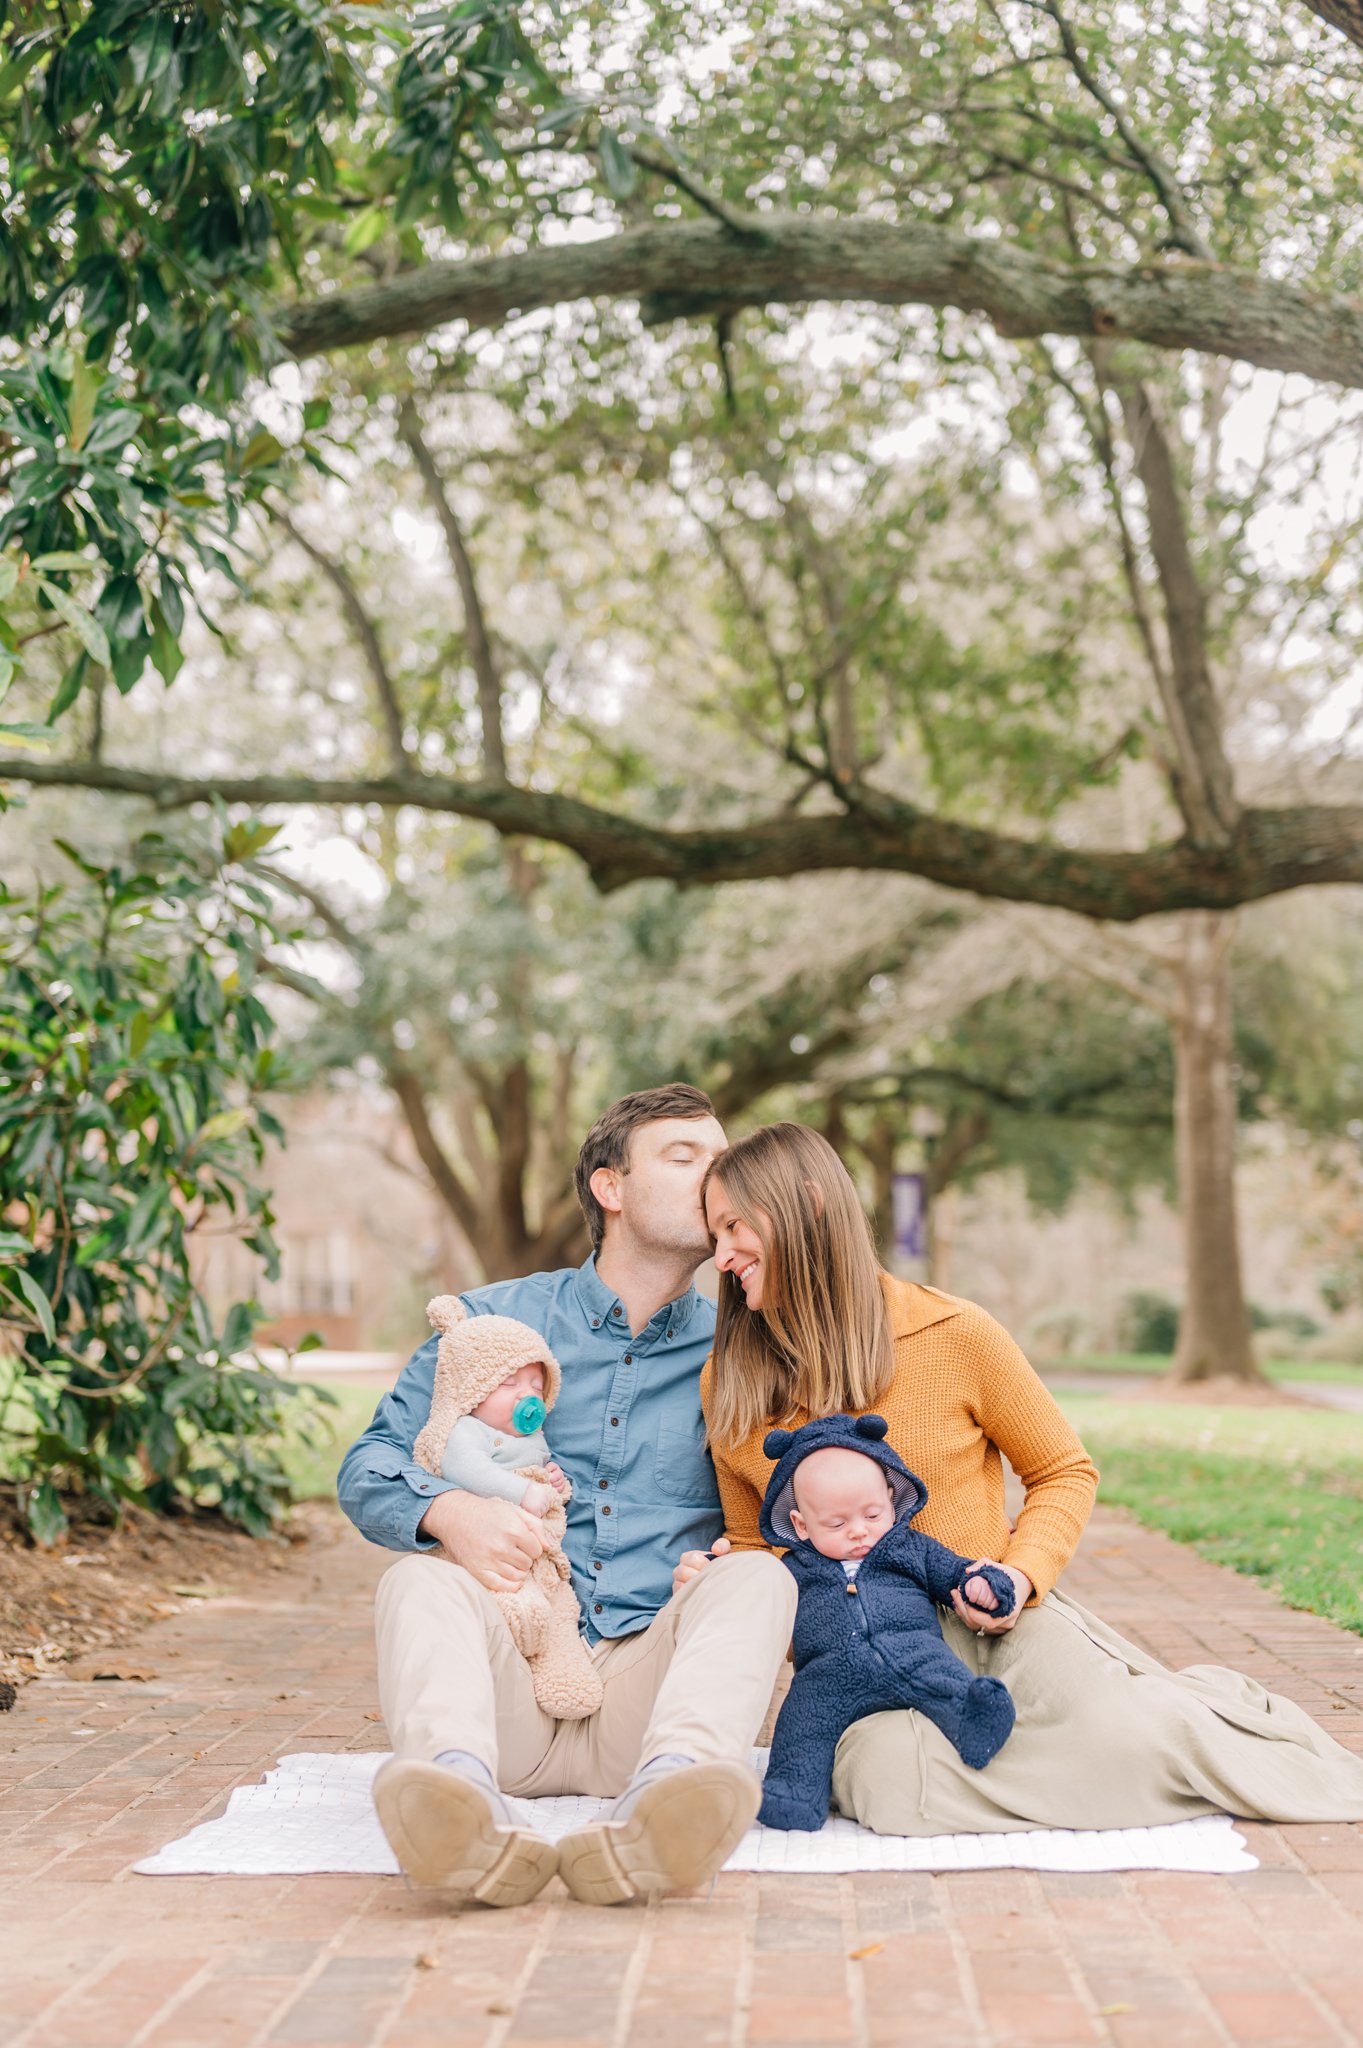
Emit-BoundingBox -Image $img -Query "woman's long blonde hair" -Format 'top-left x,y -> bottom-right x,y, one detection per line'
705,1122 -> 895,1448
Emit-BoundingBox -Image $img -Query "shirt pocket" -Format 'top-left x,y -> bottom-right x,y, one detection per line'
651,1415 -> 714,1502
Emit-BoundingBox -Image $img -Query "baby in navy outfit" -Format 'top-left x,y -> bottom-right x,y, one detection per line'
757,1413 -> 1018,1833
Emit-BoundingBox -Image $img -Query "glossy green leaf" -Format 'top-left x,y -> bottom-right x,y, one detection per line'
597,127 -> 637,198
9,1266 -> 56,1342
35,580 -> 111,665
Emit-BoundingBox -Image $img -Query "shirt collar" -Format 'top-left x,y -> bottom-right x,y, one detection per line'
880,1271 -> 963,1342
572,1253 -> 707,1338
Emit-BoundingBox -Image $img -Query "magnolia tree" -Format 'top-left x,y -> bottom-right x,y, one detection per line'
0,825 -> 327,1542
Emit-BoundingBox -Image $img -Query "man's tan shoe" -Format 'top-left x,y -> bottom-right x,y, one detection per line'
556,1757 -> 760,1906
373,1758 -> 557,1907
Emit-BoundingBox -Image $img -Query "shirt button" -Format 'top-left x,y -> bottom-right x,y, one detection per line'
610,1417 -> 619,1427
601,1505 -> 612,1516
592,1561 -> 602,1571
611,1306 -> 621,1317
598,1479 -> 608,1489
594,1602 -> 603,1614
623,1353 -> 632,1365
591,1317 -> 601,1328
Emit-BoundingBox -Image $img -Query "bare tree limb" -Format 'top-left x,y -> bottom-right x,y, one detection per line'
1027,0 -> 1212,259
397,400 -> 509,785
1021,914 -> 1182,1024
843,1062 -> 1167,1125
1104,371 -> 1240,846
387,1065 -> 485,1248
764,474 -> 861,786
271,505 -> 410,772
278,218 -> 1363,394
1050,349 -> 1175,730
628,146 -> 770,240
3,754 -> 1361,920
258,863 -> 359,950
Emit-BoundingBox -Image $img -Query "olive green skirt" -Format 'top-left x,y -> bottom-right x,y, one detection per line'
833,1590 -> 1363,1835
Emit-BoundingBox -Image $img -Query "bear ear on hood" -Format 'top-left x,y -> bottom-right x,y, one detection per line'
763,1428 -> 795,1460
426,1294 -> 468,1334
854,1414 -> 889,1441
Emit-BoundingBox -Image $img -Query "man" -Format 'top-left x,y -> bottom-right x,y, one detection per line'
337,1084 -> 796,1907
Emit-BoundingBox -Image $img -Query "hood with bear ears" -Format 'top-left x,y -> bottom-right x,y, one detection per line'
759,1413 -> 929,1548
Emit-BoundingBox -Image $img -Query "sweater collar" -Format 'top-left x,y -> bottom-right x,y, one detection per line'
879,1271 -> 964,1342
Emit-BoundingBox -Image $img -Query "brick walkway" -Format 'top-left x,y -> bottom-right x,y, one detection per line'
3,1509 -> 1363,2048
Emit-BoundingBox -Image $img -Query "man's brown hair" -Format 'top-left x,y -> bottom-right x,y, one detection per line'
574,1084 -> 717,1252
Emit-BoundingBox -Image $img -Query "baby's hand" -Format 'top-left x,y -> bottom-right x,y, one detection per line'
542,1460 -> 568,1495
520,1481 -> 558,1517
961,1572 -> 999,1613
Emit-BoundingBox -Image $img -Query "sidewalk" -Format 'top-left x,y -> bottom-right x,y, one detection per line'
2,1506 -> 1362,2048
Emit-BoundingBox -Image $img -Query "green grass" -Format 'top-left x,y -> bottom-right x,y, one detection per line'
278,1378 -> 385,1501
1056,1393 -> 1363,1638
1052,1350 -> 1363,1384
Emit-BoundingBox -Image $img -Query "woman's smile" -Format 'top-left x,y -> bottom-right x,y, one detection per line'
704,1178 -> 768,1311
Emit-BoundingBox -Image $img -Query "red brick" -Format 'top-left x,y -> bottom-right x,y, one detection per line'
1209,1989 -> 1334,2041
747,1995 -> 857,2042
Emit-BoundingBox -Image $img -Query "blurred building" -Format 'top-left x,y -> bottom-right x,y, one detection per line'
191,1086 -> 473,1353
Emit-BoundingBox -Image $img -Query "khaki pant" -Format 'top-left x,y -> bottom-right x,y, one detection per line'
834,1590 -> 1363,1835
375,1548 -> 797,1799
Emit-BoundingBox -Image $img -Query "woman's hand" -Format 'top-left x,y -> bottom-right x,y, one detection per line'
673,1534 -> 731,1595
951,1561 -> 1033,1635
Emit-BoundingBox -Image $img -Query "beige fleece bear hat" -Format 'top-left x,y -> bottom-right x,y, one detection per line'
412,1294 -> 563,1477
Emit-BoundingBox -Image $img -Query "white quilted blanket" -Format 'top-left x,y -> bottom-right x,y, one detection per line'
134,1751 -> 1258,1877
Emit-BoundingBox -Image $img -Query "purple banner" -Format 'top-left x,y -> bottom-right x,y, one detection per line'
891,1172 -> 927,1262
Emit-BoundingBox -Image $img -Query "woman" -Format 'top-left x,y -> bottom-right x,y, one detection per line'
689,1121 -> 1363,1836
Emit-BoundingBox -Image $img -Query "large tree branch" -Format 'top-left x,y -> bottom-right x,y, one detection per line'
397,402 -> 508,784
1303,0 -> 1363,47
278,218 -> 1363,392
3,755 -> 1360,919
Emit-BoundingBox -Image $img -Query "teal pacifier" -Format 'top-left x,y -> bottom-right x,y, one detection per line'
511,1394 -> 547,1436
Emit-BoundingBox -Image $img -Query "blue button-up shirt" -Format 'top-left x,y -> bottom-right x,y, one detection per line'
336,1256 -> 723,1640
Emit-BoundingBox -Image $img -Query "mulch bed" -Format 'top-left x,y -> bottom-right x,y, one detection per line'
0,1489 -> 330,1700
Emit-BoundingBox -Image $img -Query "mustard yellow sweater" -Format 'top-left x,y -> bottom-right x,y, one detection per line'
700,1275 -> 1099,1602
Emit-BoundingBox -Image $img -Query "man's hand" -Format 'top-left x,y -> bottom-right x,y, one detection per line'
418,1490 -> 551,1594
951,1561 -> 1033,1635
673,1534 -> 730,1595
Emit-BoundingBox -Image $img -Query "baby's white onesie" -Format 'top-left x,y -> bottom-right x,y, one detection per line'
439,1413 -> 552,1503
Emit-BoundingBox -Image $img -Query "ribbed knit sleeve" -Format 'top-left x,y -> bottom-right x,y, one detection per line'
947,1301 -> 1099,1601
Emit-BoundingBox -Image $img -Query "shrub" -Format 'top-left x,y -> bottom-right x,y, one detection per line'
0,824 -> 327,1543
1026,1307 -> 1091,1359
1116,1289 -> 1180,1355
1247,1304 -> 1322,1341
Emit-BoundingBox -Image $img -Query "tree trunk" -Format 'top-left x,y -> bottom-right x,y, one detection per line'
1166,912 -> 1263,1384
863,1112 -> 898,1264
